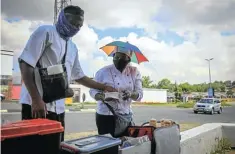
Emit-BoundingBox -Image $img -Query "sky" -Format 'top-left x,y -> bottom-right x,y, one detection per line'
1,0 -> 235,84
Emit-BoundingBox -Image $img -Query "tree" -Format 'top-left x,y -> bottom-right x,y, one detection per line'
232,81 -> 235,87
141,76 -> 230,94
179,82 -> 191,93
224,80 -> 232,87
174,82 -> 182,102
226,90 -> 234,97
142,76 -> 153,88
157,78 -> 172,89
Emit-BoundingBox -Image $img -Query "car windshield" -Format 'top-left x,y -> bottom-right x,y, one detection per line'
199,99 -> 214,104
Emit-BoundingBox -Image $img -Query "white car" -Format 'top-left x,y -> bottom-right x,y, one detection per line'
193,98 -> 222,115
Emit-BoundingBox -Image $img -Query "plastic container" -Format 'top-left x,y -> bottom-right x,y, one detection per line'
119,140 -> 151,154
119,135 -> 151,154
1,119 -> 64,154
60,134 -> 121,154
154,124 -> 181,154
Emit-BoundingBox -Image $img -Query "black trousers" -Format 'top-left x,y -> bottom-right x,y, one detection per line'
21,104 -> 65,141
95,112 -> 129,138
96,113 -> 115,137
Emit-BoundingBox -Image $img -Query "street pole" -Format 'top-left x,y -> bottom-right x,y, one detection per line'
205,58 -> 213,88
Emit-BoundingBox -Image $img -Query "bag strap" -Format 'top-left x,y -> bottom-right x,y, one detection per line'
61,41 -> 68,64
103,100 -> 117,118
36,34 -> 68,68
36,32 -> 50,68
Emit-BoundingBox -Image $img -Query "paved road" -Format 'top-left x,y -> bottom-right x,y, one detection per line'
2,105 -> 235,133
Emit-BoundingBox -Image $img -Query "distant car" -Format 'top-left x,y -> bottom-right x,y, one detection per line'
0,93 -> 5,101
193,98 -> 222,115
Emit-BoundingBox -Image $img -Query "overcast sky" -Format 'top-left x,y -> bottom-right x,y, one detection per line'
1,0 -> 235,84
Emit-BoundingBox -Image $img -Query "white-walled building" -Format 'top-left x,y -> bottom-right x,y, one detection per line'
141,88 -> 167,103
1,50 -> 14,85
70,84 -> 168,103
1,50 -> 14,76
70,84 -> 94,102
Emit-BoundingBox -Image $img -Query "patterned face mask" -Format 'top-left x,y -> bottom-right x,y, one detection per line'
56,6 -> 84,40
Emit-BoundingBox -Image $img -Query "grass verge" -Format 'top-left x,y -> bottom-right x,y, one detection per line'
66,102 -> 180,107
176,102 -> 232,108
132,102 -> 179,107
64,123 -> 200,140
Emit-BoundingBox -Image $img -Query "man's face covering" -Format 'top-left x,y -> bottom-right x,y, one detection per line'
56,5 -> 84,40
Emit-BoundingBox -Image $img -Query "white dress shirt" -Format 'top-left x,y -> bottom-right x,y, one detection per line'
19,25 -> 85,114
89,64 -> 143,115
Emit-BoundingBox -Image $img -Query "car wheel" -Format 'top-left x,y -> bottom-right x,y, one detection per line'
218,108 -> 222,114
210,108 -> 214,115
194,111 -> 198,114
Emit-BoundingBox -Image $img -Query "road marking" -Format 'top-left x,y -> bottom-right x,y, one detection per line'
0,110 -> 8,113
80,109 -> 96,112
1,112 -> 20,115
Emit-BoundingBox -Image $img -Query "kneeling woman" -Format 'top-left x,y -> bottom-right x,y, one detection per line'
89,47 -> 143,137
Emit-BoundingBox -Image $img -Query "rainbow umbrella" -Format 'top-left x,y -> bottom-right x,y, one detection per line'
100,41 -> 148,64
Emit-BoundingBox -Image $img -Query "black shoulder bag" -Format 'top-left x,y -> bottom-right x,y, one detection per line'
103,101 -> 134,138
37,40 -> 74,103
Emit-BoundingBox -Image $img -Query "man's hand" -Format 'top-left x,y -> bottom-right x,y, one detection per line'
103,85 -> 117,92
31,98 -> 47,118
76,76 -> 117,92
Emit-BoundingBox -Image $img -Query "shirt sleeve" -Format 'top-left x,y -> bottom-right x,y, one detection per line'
133,68 -> 143,101
71,48 -> 85,80
18,26 -> 50,68
89,69 -> 103,99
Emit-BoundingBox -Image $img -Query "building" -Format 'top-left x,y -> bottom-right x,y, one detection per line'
70,84 -> 168,103
141,88 -> 167,103
0,50 -> 14,85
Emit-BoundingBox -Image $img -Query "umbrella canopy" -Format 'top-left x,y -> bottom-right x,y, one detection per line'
100,41 -> 148,64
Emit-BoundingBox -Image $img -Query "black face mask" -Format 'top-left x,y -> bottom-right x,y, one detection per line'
113,57 -> 130,72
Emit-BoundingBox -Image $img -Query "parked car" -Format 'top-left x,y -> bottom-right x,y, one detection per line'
0,93 -> 5,101
193,98 -> 222,115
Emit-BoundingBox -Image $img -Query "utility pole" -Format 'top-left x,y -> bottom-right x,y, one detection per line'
205,58 -> 214,97
54,0 -> 72,25
205,58 -> 213,88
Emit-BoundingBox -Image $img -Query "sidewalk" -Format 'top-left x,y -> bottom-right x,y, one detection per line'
0,102 -> 96,113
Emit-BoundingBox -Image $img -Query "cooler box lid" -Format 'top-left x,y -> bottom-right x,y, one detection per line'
61,134 -> 121,153
1,119 -> 64,141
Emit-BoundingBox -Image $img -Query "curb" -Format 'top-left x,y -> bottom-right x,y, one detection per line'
0,110 -> 8,113
1,109 -> 96,113
80,109 -> 96,112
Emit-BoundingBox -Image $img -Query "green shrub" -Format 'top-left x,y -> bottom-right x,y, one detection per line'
176,102 -> 195,108
221,102 -> 232,107
210,138 -> 231,154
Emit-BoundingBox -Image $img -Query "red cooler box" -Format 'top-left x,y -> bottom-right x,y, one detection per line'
1,119 -> 64,154
60,134 -> 121,154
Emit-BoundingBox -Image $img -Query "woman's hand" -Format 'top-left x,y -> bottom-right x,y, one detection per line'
95,93 -> 105,101
95,93 -> 118,102
122,90 -> 139,101
130,92 -> 139,101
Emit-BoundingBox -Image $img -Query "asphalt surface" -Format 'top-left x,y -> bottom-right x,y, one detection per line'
1,102 -> 235,133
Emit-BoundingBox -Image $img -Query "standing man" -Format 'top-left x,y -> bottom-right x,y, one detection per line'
18,5 -> 116,141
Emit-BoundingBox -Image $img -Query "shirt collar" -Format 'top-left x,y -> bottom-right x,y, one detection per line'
112,64 -> 130,75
